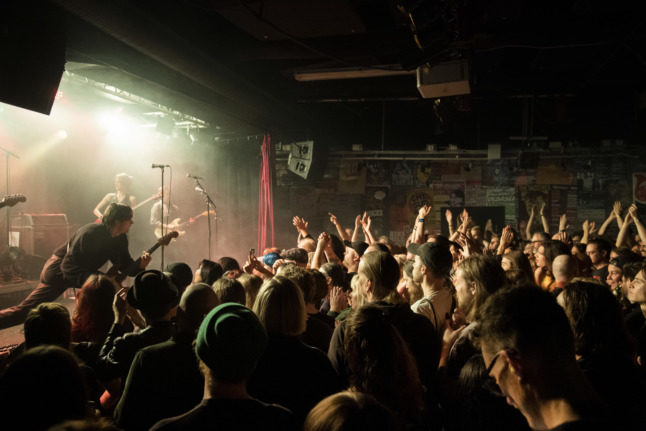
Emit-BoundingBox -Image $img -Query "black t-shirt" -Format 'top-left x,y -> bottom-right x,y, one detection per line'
150,397 -> 298,431
590,264 -> 609,286
548,419 -> 610,431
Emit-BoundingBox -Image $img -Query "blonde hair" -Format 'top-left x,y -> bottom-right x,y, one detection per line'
252,276 -> 306,336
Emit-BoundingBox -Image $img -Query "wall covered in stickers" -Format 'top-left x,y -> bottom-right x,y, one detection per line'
273,149 -> 646,248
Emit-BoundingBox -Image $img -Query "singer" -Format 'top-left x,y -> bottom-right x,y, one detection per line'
0,203 -> 152,330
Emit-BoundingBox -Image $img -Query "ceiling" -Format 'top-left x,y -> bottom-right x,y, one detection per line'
7,0 -> 646,150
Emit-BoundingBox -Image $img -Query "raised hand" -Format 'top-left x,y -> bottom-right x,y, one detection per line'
589,221 -> 597,234
613,201 -> 623,217
354,214 -> 362,228
582,219 -> 590,232
317,232 -> 331,249
445,209 -> 453,223
539,202 -> 546,216
292,216 -> 309,233
243,255 -> 263,274
629,203 -> 638,218
417,204 -> 432,219
112,287 -> 128,324
500,225 -> 513,248
328,212 -> 338,225
361,211 -> 368,226
559,213 -> 568,231
460,208 -> 469,222
329,286 -> 348,312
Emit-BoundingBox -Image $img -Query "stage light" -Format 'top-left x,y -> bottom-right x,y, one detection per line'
57,129 -> 67,139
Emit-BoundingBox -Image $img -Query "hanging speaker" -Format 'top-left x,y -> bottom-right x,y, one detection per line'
0,1 -> 66,115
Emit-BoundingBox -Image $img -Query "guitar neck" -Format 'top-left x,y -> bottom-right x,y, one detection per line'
132,194 -> 158,211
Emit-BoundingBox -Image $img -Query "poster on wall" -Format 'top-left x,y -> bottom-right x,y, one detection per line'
337,160 -> 367,194
433,181 -> 466,208
483,160 -> 513,187
536,160 -> 572,185
391,161 -> 414,186
486,187 -> 516,229
633,173 -> 646,204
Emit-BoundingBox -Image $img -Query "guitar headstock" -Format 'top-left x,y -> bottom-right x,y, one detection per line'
158,230 -> 180,246
0,194 -> 26,209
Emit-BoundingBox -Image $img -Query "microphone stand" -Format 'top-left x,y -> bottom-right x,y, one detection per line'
193,179 -> 216,260
159,167 -> 166,269
0,145 -> 20,249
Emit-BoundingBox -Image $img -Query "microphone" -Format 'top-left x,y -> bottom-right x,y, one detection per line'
152,164 -> 170,168
186,173 -> 204,179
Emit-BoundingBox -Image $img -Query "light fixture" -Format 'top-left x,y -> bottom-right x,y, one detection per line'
293,66 -> 414,82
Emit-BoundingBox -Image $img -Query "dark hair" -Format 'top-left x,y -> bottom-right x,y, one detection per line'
478,286 -> 575,374
343,304 -> 424,422
403,260 -> 414,278
164,262 -> 193,296
71,275 -> 116,344
533,231 -> 551,243
101,203 -> 133,229
212,278 -> 246,305
320,262 -> 346,287
502,250 -> 534,286
623,260 -> 646,281
307,269 -> 329,305
587,238 -> 611,257
198,259 -> 224,285
0,345 -> 88,429
24,302 -> 72,349
218,256 -> 240,273
329,234 -> 346,261
560,281 -> 634,359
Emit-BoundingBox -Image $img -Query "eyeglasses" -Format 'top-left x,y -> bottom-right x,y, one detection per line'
486,351 -> 502,375
483,351 -> 504,397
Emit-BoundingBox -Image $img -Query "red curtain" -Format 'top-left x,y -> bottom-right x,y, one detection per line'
257,134 -> 274,252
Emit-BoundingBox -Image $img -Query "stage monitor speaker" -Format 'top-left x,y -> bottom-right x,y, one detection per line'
416,60 -> 470,99
0,1 -> 66,115
9,213 -> 70,257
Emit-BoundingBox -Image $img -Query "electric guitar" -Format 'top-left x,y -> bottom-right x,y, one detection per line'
0,194 -> 26,210
154,210 -> 214,239
106,231 -> 179,284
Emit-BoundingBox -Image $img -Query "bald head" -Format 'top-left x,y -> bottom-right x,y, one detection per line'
178,283 -> 220,332
552,254 -> 577,283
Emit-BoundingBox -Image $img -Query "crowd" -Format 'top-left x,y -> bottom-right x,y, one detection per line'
1,200 -> 646,430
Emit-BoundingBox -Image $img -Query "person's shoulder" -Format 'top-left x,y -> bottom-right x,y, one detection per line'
548,418 -> 611,431
249,398 -> 299,429
137,338 -> 177,358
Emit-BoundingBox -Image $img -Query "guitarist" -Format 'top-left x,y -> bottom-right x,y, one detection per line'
0,203 -> 151,330
93,173 -> 137,219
